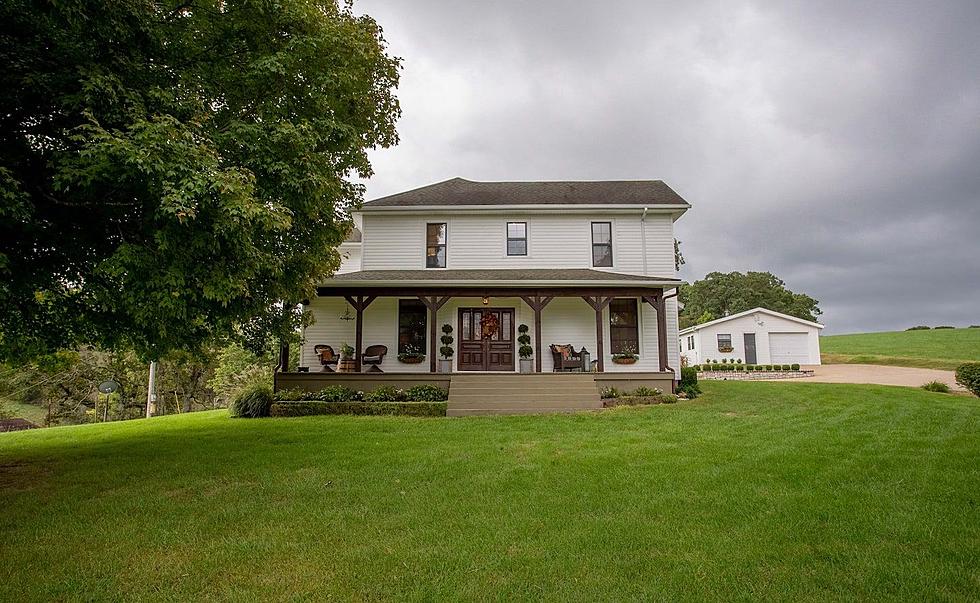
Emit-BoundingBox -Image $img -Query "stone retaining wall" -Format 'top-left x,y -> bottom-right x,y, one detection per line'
699,370 -> 814,381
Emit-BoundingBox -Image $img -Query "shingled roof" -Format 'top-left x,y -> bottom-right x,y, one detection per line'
362,178 -> 689,208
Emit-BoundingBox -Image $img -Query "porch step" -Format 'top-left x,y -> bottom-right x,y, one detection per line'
447,374 -> 602,417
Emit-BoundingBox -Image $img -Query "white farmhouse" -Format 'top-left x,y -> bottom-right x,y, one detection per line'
679,308 -> 824,366
277,178 -> 692,413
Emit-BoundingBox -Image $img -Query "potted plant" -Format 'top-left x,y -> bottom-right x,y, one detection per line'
337,343 -> 356,372
612,344 -> 639,365
438,324 -> 454,373
397,343 -> 425,364
517,324 -> 533,373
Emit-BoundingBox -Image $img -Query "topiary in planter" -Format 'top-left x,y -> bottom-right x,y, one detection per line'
440,324 -> 454,359
517,324 -> 533,359
955,363 -> 980,397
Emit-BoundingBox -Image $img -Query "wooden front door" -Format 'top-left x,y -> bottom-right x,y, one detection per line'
458,308 -> 515,371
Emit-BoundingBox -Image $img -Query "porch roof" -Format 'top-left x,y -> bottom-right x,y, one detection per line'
318,269 -> 681,289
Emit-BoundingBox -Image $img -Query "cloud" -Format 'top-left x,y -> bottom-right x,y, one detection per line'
354,0 -> 980,333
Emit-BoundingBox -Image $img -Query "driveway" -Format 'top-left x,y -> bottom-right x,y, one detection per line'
795,364 -> 965,391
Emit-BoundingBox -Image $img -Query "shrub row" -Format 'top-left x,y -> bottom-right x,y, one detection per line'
273,384 -> 448,404
270,401 -> 447,417
694,363 -> 800,372
600,385 -> 680,405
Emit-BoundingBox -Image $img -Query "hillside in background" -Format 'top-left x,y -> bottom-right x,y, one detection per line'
821,328 -> 980,370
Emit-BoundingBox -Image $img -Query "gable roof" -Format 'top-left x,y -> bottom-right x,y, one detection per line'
362,178 -> 690,209
679,307 -> 824,335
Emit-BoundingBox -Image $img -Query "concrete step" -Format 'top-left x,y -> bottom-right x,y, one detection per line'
447,407 -> 600,417
447,373 -> 602,416
447,399 -> 600,410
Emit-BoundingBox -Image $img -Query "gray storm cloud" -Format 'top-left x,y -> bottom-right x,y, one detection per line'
354,0 -> 980,333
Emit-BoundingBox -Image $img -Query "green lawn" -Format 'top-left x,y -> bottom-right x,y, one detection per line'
3,401 -> 47,425
2,381 -> 979,600
821,327 -> 980,370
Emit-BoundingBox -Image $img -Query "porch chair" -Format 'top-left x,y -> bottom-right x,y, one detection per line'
361,344 -> 388,373
313,345 -> 338,372
550,344 -> 583,372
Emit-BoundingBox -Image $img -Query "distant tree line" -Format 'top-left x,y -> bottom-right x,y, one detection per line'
679,271 -> 822,329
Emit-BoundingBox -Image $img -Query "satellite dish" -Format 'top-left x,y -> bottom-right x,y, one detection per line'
98,380 -> 120,394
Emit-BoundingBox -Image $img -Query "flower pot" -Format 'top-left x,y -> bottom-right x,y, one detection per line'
399,355 -> 424,364
438,359 -> 453,373
612,357 -> 638,365
336,359 -> 356,373
519,358 -> 533,373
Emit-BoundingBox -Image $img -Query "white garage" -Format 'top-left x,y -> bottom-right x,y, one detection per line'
679,307 -> 824,366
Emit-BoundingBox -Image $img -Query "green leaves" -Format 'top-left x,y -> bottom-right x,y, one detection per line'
679,271 -> 822,329
0,0 -> 399,361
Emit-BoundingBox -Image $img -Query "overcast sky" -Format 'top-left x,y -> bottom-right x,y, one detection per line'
352,0 -> 980,334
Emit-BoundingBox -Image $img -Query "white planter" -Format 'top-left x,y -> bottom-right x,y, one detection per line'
438,359 -> 453,373
519,358 -> 533,373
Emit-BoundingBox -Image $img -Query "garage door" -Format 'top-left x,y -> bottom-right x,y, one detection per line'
769,332 -> 810,365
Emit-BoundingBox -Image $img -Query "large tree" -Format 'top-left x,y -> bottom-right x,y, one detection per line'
679,271 -> 821,329
0,0 -> 399,361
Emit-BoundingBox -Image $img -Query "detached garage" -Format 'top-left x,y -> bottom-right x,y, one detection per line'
679,307 -> 824,366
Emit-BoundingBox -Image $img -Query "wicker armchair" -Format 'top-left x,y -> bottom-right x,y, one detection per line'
313,345 -> 337,372
362,344 -> 388,372
550,344 -> 583,372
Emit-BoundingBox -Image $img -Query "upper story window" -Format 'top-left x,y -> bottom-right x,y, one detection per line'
426,223 -> 447,268
717,334 -> 733,352
591,222 -> 612,267
609,298 -> 639,355
506,222 -> 527,256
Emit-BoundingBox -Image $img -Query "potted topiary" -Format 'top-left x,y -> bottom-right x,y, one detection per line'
439,324 -> 454,373
517,324 -> 533,373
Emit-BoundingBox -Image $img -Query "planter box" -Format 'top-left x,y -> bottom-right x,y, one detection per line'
519,358 -> 533,373
612,357 -> 638,365
438,359 -> 452,373
399,356 -> 425,364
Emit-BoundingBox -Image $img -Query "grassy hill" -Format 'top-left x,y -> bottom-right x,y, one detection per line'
821,327 -> 980,370
1,381 -> 978,600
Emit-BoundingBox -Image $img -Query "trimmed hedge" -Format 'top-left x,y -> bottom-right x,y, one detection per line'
270,401 -> 447,417
603,394 -> 678,407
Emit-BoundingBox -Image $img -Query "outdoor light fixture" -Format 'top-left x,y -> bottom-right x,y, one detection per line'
340,304 -> 355,321
482,296 -> 489,305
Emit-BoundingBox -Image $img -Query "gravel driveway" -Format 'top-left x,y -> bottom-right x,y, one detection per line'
795,364 -> 966,391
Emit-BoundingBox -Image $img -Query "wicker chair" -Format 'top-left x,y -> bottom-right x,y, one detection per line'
550,344 -> 583,372
313,345 -> 338,372
361,344 -> 388,372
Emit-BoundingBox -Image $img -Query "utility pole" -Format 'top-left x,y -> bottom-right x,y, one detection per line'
145,361 -> 157,418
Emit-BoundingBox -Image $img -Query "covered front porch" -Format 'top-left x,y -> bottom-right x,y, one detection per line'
282,269 -> 681,381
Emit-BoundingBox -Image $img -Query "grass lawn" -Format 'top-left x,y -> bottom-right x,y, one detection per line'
3,401 -> 47,425
2,381 -> 979,600
821,327 -> 980,370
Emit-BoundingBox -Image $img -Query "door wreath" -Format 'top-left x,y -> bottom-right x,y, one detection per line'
479,312 -> 500,339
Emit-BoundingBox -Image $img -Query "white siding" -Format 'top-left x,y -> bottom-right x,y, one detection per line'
302,295 -> 676,376
678,312 -> 822,366
360,212 -> 676,276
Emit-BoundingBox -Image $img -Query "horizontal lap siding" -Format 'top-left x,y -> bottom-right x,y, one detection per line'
361,213 -> 677,276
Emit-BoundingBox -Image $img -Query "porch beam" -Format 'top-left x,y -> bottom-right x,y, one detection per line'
320,286 -> 678,299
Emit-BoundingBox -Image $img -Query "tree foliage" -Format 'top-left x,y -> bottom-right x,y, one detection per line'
0,0 -> 400,361
679,271 -> 821,329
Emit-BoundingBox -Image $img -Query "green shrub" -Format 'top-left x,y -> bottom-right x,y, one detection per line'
906,325 -> 931,330
404,384 -> 448,402
765,365 -> 773,371
679,367 -> 701,399
791,363 -> 800,371
600,386 -> 621,399
273,388 -> 305,402
230,382 -> 273,418
721,358 -> 728,364
364,385 -> 406,402
660,394 -> 679,404
269,401 -> 446,417
310,385 -> 360,402
955,363 -> 980,397
735,364 -> 744,372
934,325 -> 954,329
782,364 -> 791,371
631,386 -> 663,397
735,359 -> 742,364
440,324 -> 455,359
694,365 -> 702,372
920,381 -> 950,393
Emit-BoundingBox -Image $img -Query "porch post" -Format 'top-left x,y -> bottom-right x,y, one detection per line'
520,294 -> 553,372
582,296 -> 613,372
345,295 -> 377,372
643,291 -> 669,373
418,295 -> 451,373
